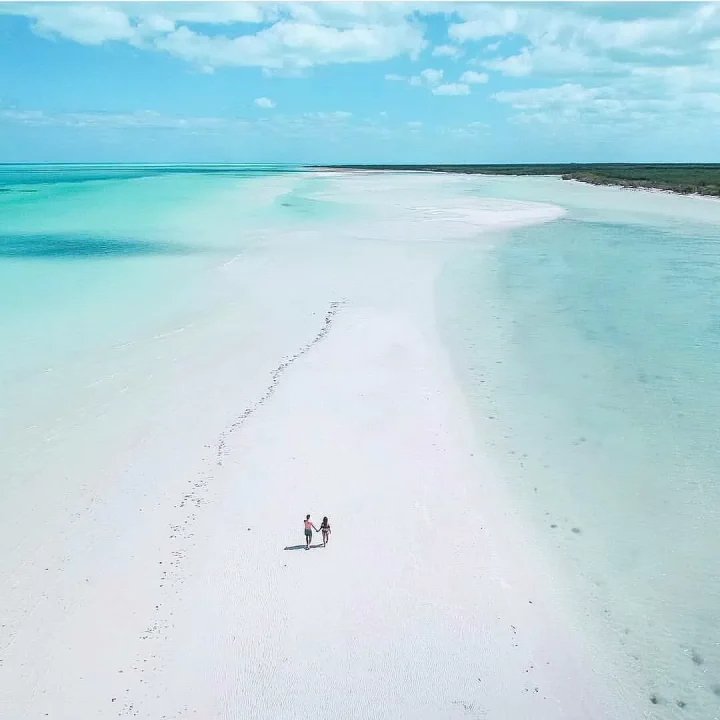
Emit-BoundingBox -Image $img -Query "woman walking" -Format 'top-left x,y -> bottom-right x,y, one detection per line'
304,514 -> 318,550
320,516 -> 331,547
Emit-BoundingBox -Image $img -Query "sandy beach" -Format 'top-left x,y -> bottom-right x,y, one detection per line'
0,172 -> 637,719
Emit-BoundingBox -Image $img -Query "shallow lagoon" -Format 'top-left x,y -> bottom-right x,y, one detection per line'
441,176 -> 720,719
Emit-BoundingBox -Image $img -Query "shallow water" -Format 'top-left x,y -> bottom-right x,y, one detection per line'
440,177 -> 720,719
0,166 -> 312,378
3,166 -> 720,717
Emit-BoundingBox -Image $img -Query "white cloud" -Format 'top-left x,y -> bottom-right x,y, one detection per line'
324,111 -> 352,119
494,83 -> 606,111
629,63 -> 720,91
448,6 -> 524,44
256,109 -> 382,140
432,44 -> 461,58
152,21 -> 426,72
300,111 -> 352,122
254,97 -> 276,109
420,68 -> 444,86
384,66 -> 445,91
440,121 -> 488,140
284,3 -> 424,30
432,83 -> 470,96
407,120 -> 423,128
0,110 -> 49,125
0,108 -> 234,130
354,116 -> 393,139
483,49 -> 532,78
0,107 -> 363,138
450,3 -> 720,79
484,45 -> 622,78
493,79 -> 720,133
145,3 -> 274,26
446,2 -> 720,137
459,70 -> 488,85
4,3 -> 428,72
20,4 -> 137,45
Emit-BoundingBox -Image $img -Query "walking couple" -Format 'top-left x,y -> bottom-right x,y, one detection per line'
304,514 -> 331,549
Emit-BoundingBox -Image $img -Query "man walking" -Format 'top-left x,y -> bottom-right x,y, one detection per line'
304,514 -> 319,549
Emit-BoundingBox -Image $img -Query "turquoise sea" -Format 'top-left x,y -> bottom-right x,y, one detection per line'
0,164 -> 335,476
2,166 -> 720,718
0,164 -> 331,398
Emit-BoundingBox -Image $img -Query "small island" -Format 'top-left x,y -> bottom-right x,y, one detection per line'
319,164 -> 720,198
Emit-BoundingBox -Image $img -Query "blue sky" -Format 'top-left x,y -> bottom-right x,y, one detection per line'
2,2 -> 720,163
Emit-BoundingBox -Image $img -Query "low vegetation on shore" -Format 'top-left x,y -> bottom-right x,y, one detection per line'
322,164 -> 720,197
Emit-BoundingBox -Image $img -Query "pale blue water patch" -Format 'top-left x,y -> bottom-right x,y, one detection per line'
438,179 -> 720,718
462,173 -> 720,228
0,164 -> 363,456
0,165 -> 304,385
270,173 -> 364,225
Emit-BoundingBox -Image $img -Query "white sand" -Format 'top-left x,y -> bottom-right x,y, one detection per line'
0,173 -> 636,718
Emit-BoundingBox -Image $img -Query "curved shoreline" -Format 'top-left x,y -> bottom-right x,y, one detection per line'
315,164 -> 720,199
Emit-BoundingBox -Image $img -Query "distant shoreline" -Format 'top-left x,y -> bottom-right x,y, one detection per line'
316,164 -> 720,198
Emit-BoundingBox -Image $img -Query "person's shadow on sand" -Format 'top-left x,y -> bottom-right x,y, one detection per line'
284,544 -> 324,550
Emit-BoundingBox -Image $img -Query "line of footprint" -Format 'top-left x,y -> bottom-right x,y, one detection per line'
116,300 -> 346,718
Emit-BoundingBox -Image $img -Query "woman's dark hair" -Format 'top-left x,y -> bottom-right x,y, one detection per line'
322,516 -> 328,525
306,514 -> 311,520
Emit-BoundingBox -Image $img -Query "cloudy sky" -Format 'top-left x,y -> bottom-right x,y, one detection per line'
2,2 -> 720,163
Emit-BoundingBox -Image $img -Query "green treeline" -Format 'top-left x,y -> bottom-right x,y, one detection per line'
321,164 -> 720,197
